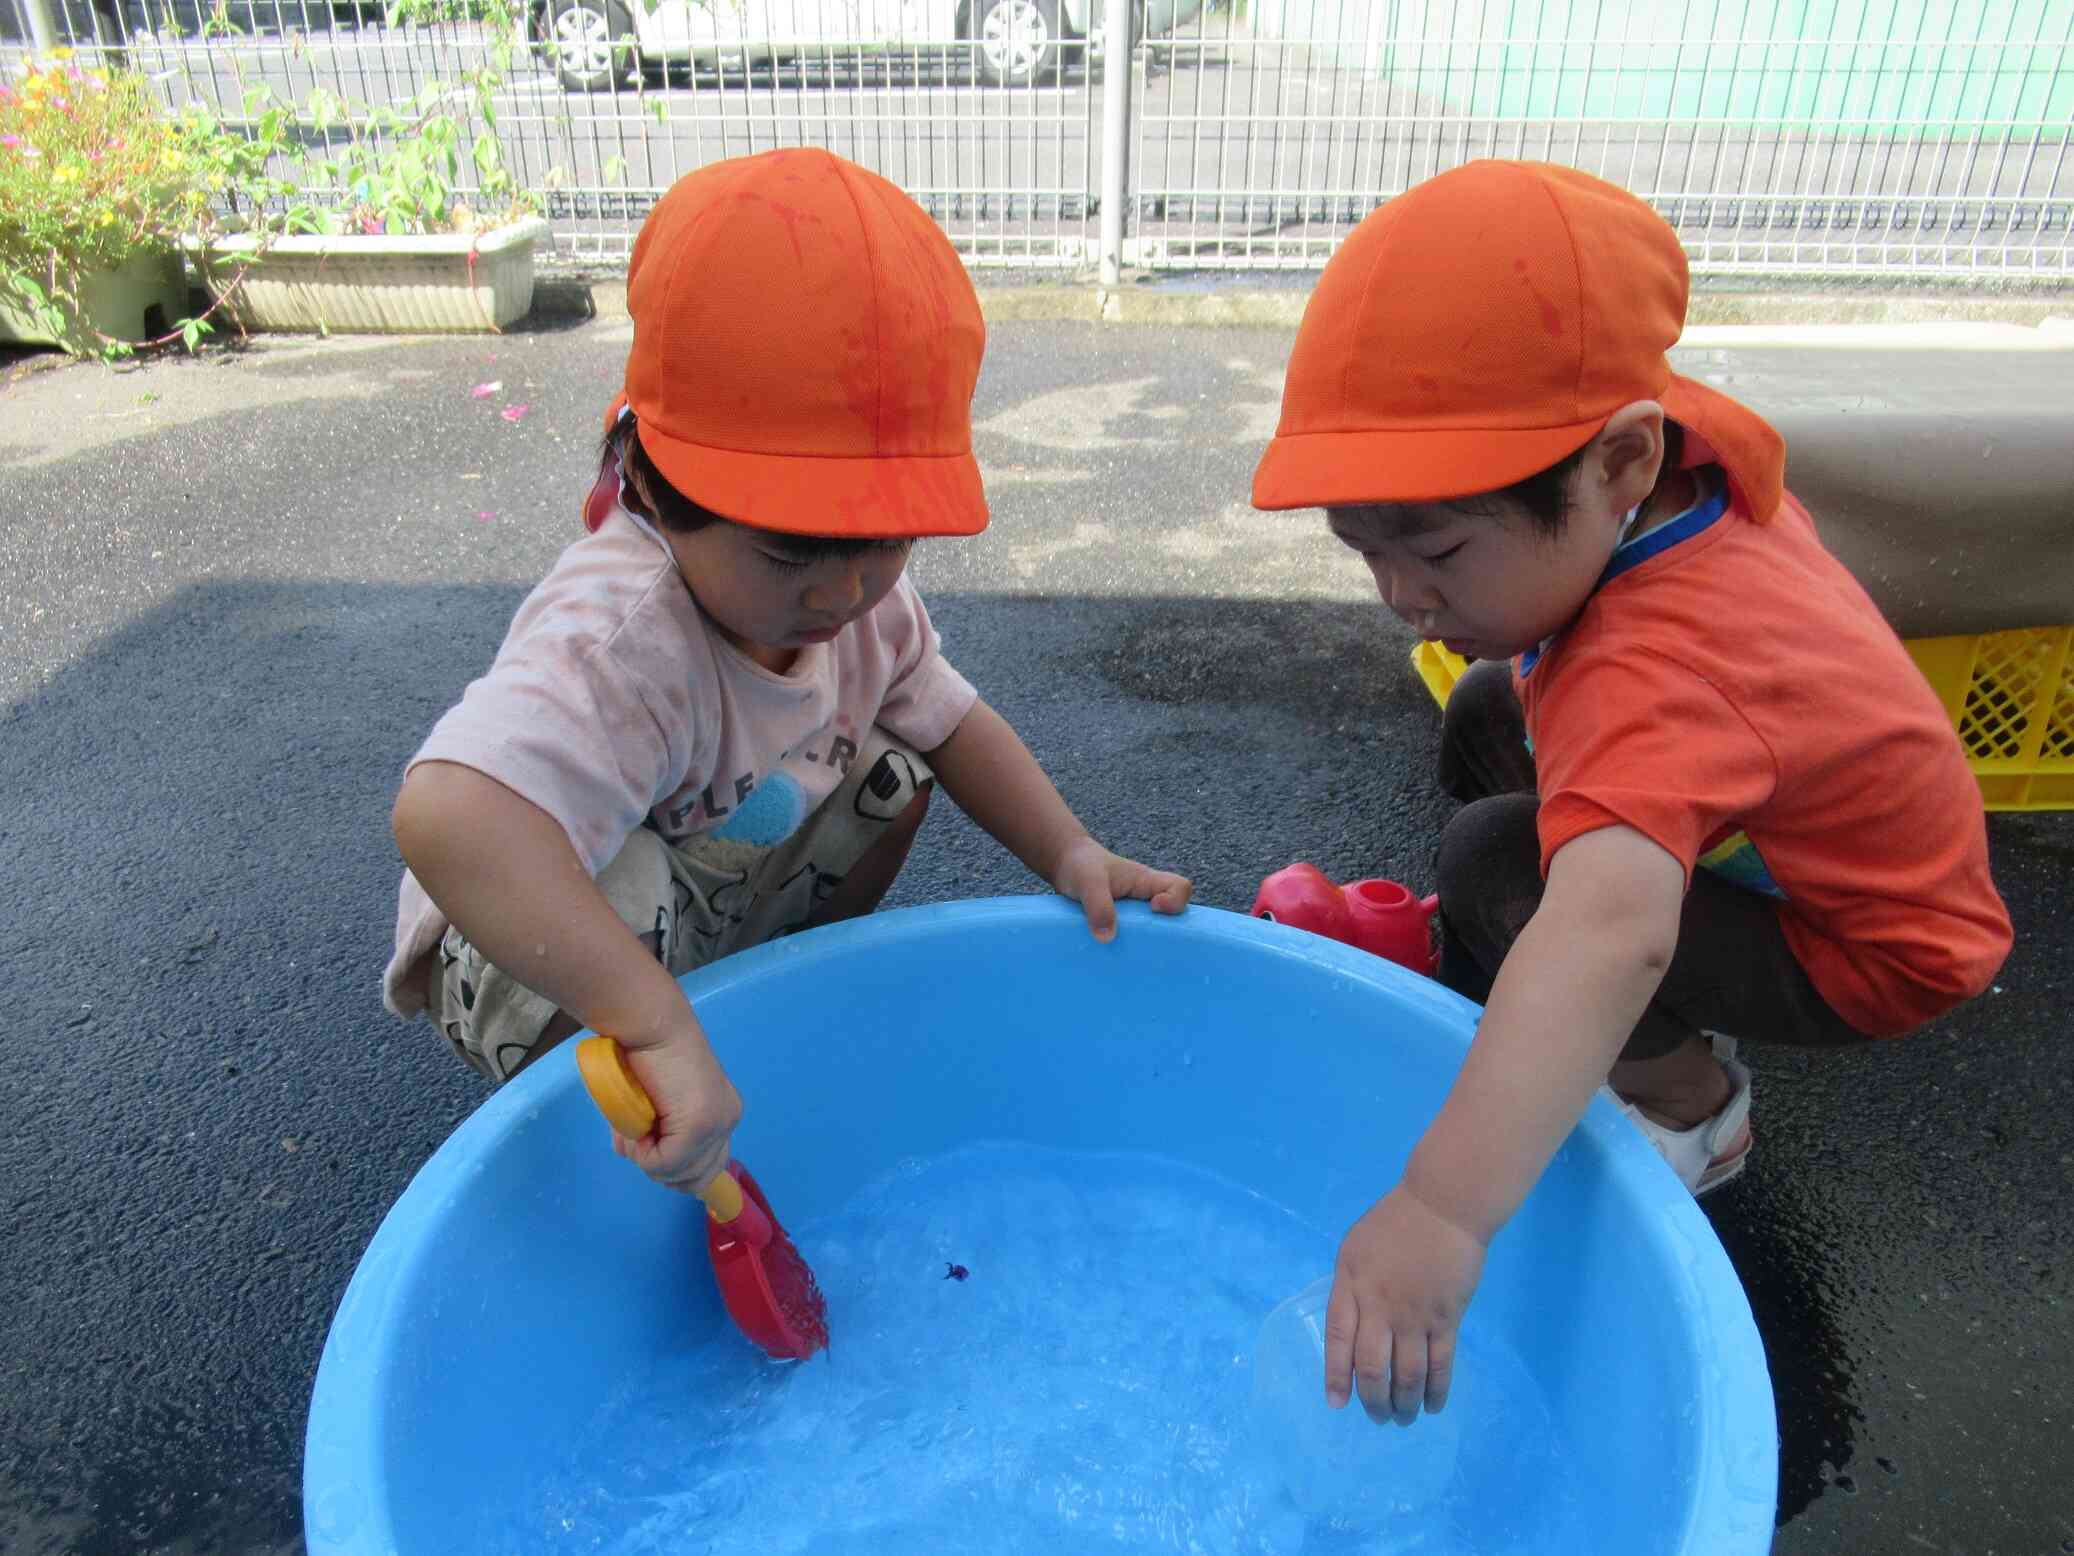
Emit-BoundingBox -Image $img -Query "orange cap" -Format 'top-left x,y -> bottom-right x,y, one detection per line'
620,148 -> 989,539
1251,160 -> 1784,523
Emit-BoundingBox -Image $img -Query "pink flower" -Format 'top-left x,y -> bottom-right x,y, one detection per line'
501,404 -> 530,423
0,135 -> 19,148
470,381 -> 501,398
475,511 -> 497,522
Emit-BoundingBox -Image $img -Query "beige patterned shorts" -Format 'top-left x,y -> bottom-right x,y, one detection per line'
434,728 -> 931,1081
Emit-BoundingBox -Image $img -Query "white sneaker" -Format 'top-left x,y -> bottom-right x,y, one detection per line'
1606,1036 -> 1753,1196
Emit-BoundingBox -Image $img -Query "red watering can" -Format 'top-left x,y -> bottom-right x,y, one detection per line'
1251,863 -> 1439,977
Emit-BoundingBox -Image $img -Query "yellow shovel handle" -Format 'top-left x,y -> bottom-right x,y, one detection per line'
699,1167 -> 744,1222
574,1035 -> 745,1224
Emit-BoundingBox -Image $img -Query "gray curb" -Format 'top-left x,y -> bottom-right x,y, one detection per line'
533,272 -> 2074,331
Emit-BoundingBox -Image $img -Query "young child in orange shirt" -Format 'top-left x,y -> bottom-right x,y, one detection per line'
1251,160 -> 2011,1429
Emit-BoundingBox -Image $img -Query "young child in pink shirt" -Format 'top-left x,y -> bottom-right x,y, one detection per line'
384,149 -> 1190,1199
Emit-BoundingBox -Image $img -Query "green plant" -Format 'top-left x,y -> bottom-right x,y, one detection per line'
177,0 -> 542,240
1,50 -> 316,356
298,74 -> 539,236
5,0 -> 554,357
2,52 -> 196,353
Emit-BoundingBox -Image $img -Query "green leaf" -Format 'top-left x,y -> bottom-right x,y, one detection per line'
307,87 -> 343,133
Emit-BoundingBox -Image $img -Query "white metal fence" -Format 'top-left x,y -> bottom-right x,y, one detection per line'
6,0 -> 2071,280
1133,1 -> 2074,276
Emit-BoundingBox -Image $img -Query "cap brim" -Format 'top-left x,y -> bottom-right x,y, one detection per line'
1251,420 -> 1605,511
640,418 -> 989,539
1251,372 -> 1788,523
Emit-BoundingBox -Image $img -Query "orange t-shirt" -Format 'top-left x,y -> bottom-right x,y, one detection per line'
1516,480 -> 2011,1038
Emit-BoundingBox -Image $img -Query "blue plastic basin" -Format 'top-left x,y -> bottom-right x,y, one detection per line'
304,899 -> 1776,1553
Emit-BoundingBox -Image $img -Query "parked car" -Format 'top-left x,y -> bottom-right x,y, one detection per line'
531,0 -> 1203,93
0,0 -> 387,45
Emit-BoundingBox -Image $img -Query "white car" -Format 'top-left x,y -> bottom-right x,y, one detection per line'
532,0 -> 1204,92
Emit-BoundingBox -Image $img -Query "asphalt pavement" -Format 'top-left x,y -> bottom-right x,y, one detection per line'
1,311 -> 2069,1555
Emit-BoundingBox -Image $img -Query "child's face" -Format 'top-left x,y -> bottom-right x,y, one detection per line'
661,520 -> 913,670
1326,406 -> 1670,661
1326,490 -> 1619,663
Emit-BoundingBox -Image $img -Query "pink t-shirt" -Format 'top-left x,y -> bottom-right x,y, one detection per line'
381,505 -> 978,1017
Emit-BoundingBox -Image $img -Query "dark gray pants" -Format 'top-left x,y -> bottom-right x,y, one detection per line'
1433,660 -> 1866,1062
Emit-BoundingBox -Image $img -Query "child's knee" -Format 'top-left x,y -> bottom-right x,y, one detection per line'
1440,659 -> 1517,742
433,828 -> 677,1083
1448,656 -> 1516,713
890,778 -> 932,838
841,741 -> 932,861
1434,793 -> 1542,948
594,826 -> 678,945
1437,659 -> 1533,801
430,929 -> 561,1083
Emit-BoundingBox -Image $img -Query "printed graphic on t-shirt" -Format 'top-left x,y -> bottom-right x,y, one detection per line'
657,713 -> 864,842
714,773 -> 808,845
1698,830 -> 1787,900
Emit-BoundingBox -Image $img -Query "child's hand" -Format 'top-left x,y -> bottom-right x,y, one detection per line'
612,1024 -> 744,1197
1324,1184 -> 1489,1426
1050,836 -> 1193,942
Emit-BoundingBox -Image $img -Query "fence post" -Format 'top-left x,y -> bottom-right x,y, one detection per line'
1098,0 -> 1133,288
20,0 -> 61,51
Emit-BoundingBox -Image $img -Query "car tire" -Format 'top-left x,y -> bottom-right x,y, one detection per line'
974,0 -> 1062,88
548,0 -> 635,92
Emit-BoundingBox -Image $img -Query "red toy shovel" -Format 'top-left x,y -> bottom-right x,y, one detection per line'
576,1036 -> 829,1361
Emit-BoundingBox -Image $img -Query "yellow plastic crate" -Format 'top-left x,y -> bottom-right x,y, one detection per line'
1409,627 -> 2074,813
1410,638 -> 1472,710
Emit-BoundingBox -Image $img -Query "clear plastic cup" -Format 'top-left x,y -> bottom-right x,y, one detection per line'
1252,1275 -> 1465,1526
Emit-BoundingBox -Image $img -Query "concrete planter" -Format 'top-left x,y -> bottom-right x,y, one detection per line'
196,216 -> 550,335
0,248 -> 190,352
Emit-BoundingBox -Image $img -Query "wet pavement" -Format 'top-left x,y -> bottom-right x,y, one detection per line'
1,317 -> 2068,1555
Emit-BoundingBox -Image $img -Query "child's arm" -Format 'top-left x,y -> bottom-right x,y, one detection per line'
926,697 -> 1192,939
1325,824 -> 1686,1425
393,760 -> 742,1195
